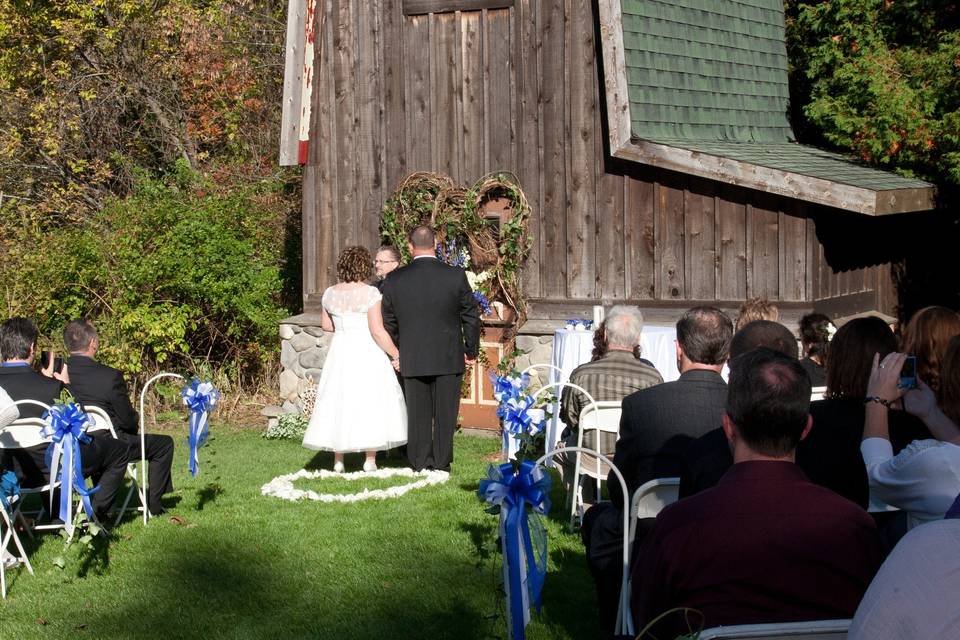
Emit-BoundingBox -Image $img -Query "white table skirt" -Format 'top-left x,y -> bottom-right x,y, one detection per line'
541,325 -> 679,460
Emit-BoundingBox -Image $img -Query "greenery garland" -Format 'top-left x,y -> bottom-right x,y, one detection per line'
379,171 -> 532,331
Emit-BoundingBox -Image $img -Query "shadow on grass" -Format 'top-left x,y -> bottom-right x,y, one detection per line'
195,483 -> 224,511
459,520 -> 497,566
77,528 -> 111,578
79,536 -> 498,640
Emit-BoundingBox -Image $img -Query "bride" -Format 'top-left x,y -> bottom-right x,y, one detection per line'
302,246 -> 407,471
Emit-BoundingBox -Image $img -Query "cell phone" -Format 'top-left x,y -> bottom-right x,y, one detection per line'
38,350 -> 63,374
899,355 -> 918,390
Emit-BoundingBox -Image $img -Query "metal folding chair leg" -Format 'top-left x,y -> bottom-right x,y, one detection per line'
1,497 -> 35,599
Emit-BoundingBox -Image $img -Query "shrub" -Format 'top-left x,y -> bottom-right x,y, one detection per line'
0,164 -> 289,383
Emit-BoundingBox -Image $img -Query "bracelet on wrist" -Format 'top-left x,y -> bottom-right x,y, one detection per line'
865,396 -> 893,409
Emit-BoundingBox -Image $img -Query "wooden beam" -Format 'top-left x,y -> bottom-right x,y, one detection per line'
279,0 -> 307,166
596,0 -> 632,154
611,140 -> 936,216
403,0 -> 513,15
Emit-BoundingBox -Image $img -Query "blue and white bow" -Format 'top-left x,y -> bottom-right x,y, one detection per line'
479,461 -> 551,640
491,373 -> 529,404
42,403 -> 99,534
181,379 -> 219,477
501,395 -> 546,437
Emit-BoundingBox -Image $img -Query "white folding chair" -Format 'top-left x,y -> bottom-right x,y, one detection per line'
627,477 -> 680,549
83,406 -> 145,527
0,400 -> 64,534
531,381 -> 598,529
810,386 -> 827,401
0,493 -> 34,598
698,618 -> 851,639
138,373 -> 184,524
576,400 -> 622,507
533,448 -> 636,638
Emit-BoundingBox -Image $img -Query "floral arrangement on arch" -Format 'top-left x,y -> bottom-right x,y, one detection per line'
378,171 -> 532,330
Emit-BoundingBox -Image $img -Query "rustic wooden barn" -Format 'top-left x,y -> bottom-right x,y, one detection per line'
276,0 -> 937,421
279,0 -> 935,323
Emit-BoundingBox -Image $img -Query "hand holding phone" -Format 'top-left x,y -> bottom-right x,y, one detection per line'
899,355 -> 918,390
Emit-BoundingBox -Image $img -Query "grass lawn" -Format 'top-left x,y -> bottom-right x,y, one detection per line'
0,427 -> 599,639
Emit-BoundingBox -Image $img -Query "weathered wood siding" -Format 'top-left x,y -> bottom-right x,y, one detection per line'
300,0 -> 893,316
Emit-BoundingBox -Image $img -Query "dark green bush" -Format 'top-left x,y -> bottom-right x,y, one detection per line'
0,164 -> 288,383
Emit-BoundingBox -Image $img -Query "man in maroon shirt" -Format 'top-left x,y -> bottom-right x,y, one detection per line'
632,348 -> 883,638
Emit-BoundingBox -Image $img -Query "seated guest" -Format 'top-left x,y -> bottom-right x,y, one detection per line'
798,312 -> 833,387
678,320 -> 799,499
681,317 -> 930,508
735,296 -> 778,331
848,493 -> 960,640
862,351 -> 960,528
64,319 -> 175,517
582,306 -> 732,636
0,317 -> 127,521
591,317 -> 657,369
557,305 -> 663,504
632,348 -> 883,637
899,305 -> 960,398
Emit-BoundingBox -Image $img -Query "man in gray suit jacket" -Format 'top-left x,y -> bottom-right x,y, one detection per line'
583,306 -> 733,637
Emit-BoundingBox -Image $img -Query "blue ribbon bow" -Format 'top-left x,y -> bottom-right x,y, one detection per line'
501,395 -> 545,437
181,379 -> 220,477
42,403 -> 99,533
0,470 -> 20,516
478,461 -> 551,640
491,373 -> 529,404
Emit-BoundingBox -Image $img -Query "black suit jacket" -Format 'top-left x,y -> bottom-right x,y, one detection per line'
381,257 -> 480,377
66,355 -> 139,435
0,365 -> 62,418
608,369 -> 727,507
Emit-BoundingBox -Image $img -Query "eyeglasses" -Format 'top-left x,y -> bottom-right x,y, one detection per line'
375,259 -> 398,265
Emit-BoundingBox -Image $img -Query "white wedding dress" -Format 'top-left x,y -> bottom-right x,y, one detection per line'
302,284 -> 407,452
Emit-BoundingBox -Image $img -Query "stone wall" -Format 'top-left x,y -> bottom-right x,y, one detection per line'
278,313 -> 332,413
277,313 -> 561,412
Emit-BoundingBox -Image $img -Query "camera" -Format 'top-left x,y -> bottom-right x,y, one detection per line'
899,355 -> 918,390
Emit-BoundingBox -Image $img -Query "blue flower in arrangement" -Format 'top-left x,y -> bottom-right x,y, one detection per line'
565,318 -> 594,331
473,290 -> 492,315
435,238 -> 470,269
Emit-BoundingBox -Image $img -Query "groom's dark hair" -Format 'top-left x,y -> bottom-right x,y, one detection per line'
409,225 -> 436,250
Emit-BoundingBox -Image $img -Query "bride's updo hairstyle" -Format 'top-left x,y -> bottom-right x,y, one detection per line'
337,246 -> 373,283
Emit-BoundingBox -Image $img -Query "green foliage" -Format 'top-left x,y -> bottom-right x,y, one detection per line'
788,0 -> 960,187
263,413 -> 308,440
0,166 -> 287,379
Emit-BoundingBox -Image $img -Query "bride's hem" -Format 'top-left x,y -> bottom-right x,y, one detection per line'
301,440 -> 407,454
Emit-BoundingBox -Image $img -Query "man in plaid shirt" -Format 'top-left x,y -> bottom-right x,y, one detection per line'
558,305 -> 663,504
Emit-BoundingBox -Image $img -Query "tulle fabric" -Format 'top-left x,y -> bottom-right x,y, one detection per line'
302,285 -> 407,452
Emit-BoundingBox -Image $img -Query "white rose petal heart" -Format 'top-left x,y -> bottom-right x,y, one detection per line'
261,467 -> 449,503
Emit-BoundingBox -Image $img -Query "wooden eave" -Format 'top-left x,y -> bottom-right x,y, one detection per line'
597,0 -> 937,216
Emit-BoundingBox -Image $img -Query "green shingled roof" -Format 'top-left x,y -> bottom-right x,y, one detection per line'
623,0 -> 793,143
617,0 -> 934,196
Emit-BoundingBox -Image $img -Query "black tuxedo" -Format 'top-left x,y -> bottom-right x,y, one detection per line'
381,256 -> 480,471
0,364 -> 128,518
67,355 -> 174,514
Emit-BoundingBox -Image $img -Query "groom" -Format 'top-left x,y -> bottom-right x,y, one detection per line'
381,225 -> 480,472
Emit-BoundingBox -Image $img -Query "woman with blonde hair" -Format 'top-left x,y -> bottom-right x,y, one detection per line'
302,246 -> 407,472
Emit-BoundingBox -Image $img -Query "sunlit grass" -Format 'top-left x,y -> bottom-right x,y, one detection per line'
0,429 -> 598,639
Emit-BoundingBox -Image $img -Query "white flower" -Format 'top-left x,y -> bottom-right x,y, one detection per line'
826,322 -> 837,342
466,270 -> 493,291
